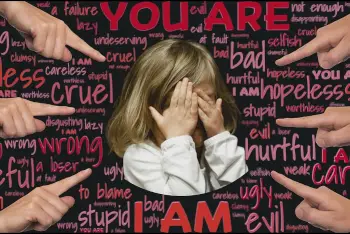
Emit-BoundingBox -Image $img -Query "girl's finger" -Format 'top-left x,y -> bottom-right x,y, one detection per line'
53,20 -> 67,61
9,104 -> 26,137
198,108 -> 208,121
149,106 -> 163,126
15,99 -> 37,135
196,89 -> 214,105
198,97 -> 210,116
178,78 -> 188,107
216,98 -> 222,113
170,81 -> 182,108
185,82 -> 193,110
190,93 -> 198,116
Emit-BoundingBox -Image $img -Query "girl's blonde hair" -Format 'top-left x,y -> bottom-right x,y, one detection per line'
107,39 -> 239,156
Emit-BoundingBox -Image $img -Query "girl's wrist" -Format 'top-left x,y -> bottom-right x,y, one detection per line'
207,126 -> 226,138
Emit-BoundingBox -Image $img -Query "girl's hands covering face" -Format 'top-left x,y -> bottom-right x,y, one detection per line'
196,89 -> 225,138
149,78 -> 198,139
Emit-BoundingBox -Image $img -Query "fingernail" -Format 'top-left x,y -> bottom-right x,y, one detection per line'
271,171 -> 279,176
98,52 -> 106,61
67,107 -> 75,112
321,60 -> 331,69
317,138 -> 326,147
83,168 -> 92,174
275,59 -> 282,66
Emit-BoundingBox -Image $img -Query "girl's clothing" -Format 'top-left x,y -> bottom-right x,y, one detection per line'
123,131 -> 248,196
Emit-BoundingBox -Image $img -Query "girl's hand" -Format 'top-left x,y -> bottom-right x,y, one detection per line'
149,78 -> 198,139
196,89 -> 225,138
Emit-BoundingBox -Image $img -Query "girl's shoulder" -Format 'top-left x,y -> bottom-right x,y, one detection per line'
123,140 -> 162,161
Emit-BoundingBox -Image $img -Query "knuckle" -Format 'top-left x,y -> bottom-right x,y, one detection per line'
45,217 -> 53,226
57,19 -> 66,28
18,132 -> 27,138
34,42 -> 45,52
53,53 -> 63,60
14,97 -> 23,103
49,22 -> 57,30
1,107 -> 9,115
33,187 -> 43,194
8,104 -> 16,111
27,201 -> 37,210
41,22 -> 49,30
6,130 -> 16,137
35,46 -> 45,53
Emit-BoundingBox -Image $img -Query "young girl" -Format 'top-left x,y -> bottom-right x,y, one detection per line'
107,39 -> 248,196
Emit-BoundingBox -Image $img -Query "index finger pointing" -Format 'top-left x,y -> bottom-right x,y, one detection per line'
275,36 -> 327,66
26,100 -> 75,116
66,28 -> 105,62
46,168 -> 92,196
271,171 -> 324,205
276,113 -> 332,129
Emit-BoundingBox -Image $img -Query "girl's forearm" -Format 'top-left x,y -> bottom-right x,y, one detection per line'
161,135 -> 207,195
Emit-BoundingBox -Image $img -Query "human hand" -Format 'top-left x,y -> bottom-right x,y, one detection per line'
0,168 -> 92,233
275,14 -> 350,69
149,78 -> 198,139
271,171 -> 350,233
195,89 -> 225,138
276,107 -> 350,148
0,98 -> 75,138
0,1 -> 105,62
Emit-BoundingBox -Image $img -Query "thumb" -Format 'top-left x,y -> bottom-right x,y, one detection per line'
149,106 -> 163,125
34,119 -> 46,132
216,98 -> 222,112
62,47 -> 72,62
60,196 -> 75,208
